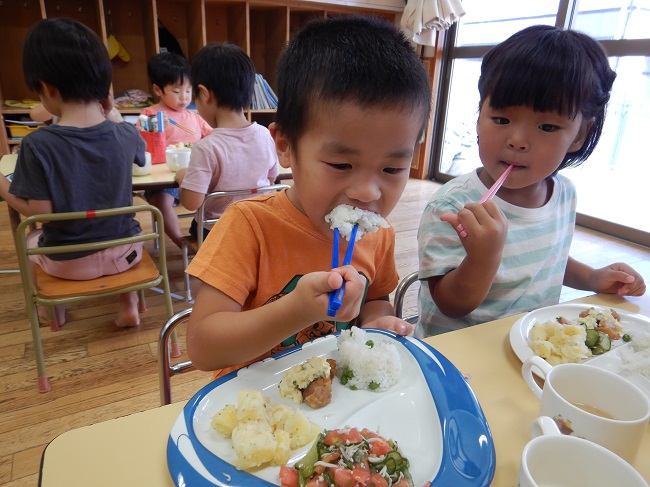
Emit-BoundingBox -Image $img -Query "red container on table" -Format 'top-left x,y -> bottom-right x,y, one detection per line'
139,130 -> 167,164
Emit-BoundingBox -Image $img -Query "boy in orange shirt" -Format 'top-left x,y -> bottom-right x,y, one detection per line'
185,15 -> 431,377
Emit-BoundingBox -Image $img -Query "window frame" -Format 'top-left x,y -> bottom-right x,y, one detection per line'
428,0 -> 650,247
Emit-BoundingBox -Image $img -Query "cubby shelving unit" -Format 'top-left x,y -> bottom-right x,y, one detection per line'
0,0 -> 403,155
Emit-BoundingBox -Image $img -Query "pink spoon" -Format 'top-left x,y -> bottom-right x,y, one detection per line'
457,164 -> 514,238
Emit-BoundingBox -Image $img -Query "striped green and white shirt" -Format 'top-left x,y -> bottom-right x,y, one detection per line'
416,169 -> 576,337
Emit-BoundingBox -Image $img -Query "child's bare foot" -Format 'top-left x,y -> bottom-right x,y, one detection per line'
115,292 -> 140,328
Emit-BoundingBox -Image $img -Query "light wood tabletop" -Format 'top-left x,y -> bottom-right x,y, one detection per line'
1,154 -> 179,232
2,154 -> 290,192
0,153 -> 17,176
1,153 -> 179,190
38,292 -> 650,486
131,162 -> 179,190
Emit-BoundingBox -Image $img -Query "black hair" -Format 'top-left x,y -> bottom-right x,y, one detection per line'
147,52 -> 190,91
23,18 -> 111,102
191,43 -> 256,111
274,15 -> 432,149
479,25 -> 616,170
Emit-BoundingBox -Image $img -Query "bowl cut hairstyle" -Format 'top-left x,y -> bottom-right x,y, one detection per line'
191,43 -> 256,111
274,15 -> 432,149
479,25 -> 616,170
23,18 -> 111,103
147,52 -> 191,90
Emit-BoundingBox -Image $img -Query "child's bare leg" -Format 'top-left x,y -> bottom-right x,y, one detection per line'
30,256 -> 67,328
115,291 -> 140,327
38,305 -> 66,328
149,192 -> 184,249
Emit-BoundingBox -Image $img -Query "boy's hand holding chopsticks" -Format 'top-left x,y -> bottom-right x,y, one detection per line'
328,225 -> 358,316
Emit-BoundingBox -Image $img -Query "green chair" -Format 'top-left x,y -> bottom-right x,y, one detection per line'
15,204 -> 179,392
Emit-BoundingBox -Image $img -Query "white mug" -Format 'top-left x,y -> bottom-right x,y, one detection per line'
522,355 -> 650,464
518,416 -> 649,487
165,148 -> 191,172
132,151 -> 152,176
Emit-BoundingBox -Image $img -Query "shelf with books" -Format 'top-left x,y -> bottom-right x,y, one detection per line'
0,0 -> 404,155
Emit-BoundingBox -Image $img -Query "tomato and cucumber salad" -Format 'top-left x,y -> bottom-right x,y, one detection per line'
279,427 -> 413,487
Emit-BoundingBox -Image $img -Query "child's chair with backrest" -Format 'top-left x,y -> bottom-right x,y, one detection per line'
15,204 -> 180,393
181,183 -> 291,301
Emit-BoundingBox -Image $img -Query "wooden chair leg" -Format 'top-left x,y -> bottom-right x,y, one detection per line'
27,302 -> 52,392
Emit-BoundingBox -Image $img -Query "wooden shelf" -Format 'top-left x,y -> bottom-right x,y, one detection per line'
0,0 -> 403,155
1,108 -> 35,114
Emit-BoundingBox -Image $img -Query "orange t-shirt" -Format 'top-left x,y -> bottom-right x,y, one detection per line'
186,189 -> 399,378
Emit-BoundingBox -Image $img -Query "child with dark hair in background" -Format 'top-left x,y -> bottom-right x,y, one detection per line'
139,52 -> 213,248
31,86 -> 124,124
417,25 -> 646,337
184,15 -> 431,377
173,43 -> 279,241
0,17 -> 148,328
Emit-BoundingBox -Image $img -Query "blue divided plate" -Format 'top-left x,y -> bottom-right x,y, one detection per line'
166,329 -> 495,486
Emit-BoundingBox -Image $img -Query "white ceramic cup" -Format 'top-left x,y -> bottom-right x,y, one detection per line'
165,148 -> 191,172
522,355 -> 650,464
132,151 -> 152,176
518,416 -> 649,487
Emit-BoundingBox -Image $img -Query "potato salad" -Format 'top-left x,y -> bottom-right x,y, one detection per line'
528,307 -> 626,365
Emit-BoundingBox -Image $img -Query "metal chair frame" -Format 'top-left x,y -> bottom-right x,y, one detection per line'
393,270 -> 420,324
15,204 -> 177,392
158,308 -> 194,405
181,183 -> 290,302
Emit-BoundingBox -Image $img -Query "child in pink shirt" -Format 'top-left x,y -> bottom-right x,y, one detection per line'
174,44 -> 279,240
139,52 -> 212,248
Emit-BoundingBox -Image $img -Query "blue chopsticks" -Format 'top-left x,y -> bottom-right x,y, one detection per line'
327,224 -> 358,317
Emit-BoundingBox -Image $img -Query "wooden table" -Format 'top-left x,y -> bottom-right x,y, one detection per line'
1,154 -> 179,192
2,153 -> 290,207
133,163 -> 292,189
1,154 -> 180,231
132,163 -> 179,190
0,153 -> 16,177
38,292 -> 650,486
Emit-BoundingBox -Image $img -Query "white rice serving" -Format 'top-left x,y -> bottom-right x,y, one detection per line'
336,326 -> 401,391
618,330 -> 650,380
324,204 -> 389,242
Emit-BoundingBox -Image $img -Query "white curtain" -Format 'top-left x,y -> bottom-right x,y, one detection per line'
401,0 -> 465,46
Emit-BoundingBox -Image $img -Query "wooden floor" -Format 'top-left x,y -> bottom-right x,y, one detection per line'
1,178 -> 650,486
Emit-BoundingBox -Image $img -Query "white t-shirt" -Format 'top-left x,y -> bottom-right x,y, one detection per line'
417,169 -> 576,336
180,122 -> 280,228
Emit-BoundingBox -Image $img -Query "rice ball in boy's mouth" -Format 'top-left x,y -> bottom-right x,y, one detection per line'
324,204 -> 389,242
336,326 -> 402,391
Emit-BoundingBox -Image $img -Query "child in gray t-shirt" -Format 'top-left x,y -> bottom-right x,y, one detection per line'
0,18 -> 147,328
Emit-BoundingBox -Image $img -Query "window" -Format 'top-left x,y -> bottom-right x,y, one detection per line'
431,0 -> 650,244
